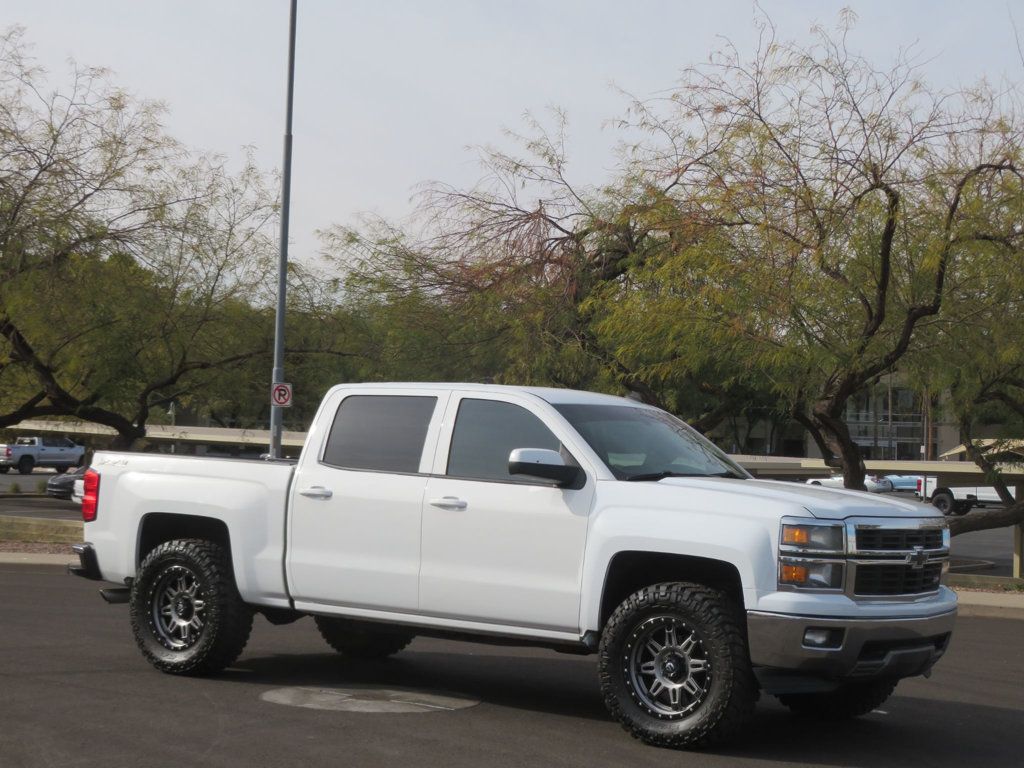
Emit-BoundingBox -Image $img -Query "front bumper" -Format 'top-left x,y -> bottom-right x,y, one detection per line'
747,607 -> 956,692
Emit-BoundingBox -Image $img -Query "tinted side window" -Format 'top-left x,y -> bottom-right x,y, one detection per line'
447,399 -> 561,482
323,395 -> 437,473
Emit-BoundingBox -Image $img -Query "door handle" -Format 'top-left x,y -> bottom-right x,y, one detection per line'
299,486 -> 333,500
429,496 -> 468,510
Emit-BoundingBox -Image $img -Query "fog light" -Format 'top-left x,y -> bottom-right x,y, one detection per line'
802,628 -> 843,649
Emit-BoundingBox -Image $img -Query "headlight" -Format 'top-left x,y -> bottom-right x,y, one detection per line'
780,518 -> 845,553
779,558 -> 844,589
778,518 -> 846,591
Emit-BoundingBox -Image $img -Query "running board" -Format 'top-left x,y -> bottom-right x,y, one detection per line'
99,587 -> 130,604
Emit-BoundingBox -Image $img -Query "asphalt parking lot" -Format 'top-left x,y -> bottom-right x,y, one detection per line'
1,564 -> 1022,768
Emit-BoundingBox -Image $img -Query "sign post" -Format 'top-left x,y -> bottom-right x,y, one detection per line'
268,0 -> 298,458
1015,485 -> 1023,580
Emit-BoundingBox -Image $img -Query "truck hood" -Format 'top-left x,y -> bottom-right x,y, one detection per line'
647,476 -> 934,520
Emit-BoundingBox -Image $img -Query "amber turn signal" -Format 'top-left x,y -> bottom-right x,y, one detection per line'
780,564 -> 809,584
782,527 -> 810,545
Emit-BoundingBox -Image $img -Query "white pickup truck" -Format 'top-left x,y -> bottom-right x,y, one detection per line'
0,435 -> 85,474
70,383 -> 956,749
917,475 -> 1016,515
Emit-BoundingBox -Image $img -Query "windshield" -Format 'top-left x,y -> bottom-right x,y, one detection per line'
554,404 -> 748,481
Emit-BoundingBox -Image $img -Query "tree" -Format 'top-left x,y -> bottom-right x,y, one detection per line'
1,153 -> 281,447
602,12 -> 1024,487
0,26 -> 179,434
328,112 -> 775,435
0,31 -> 369,447
906,250 -> 1024,536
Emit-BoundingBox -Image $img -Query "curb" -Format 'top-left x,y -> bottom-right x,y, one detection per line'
952,588 -> 1024,620
0,553 -> 74,566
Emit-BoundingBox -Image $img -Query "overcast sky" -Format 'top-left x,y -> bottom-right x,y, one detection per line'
5,1 -> 1023,264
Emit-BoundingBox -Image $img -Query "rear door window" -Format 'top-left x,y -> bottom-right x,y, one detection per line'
322,395 -> 437,473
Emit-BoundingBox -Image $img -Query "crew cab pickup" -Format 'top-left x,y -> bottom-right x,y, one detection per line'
71,384 -> 956,749
0,436 -> 85,475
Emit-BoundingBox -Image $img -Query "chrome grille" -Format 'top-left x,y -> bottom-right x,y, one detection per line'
855,527 -> 944,551
845,518 -> 949,599
854,562 -> 944,596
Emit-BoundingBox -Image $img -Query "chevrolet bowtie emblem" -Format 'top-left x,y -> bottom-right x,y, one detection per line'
906,547 -> 929,569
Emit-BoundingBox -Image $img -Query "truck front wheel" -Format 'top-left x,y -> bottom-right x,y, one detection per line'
598,582 -> 756,749
314,616 -> 414,659
129,539 -> 253,676
776,679 -> 897,718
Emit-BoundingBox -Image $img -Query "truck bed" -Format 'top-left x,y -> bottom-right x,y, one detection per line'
86,452 -> 296,607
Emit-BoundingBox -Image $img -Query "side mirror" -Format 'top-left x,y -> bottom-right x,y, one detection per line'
508,448 -> 582,488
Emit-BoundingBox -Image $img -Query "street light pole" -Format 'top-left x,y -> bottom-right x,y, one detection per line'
269,0 -> 298,459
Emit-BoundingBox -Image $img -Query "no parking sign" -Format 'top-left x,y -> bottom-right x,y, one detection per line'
271,382 -> 293,408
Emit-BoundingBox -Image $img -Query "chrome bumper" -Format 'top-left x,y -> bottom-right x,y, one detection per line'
747,608 -> 956,691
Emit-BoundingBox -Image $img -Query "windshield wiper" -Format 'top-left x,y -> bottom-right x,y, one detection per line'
624,470 -> 737,482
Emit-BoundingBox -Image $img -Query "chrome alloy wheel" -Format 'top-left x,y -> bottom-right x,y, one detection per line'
149,565 -> 207,650
624,616 -> 712,719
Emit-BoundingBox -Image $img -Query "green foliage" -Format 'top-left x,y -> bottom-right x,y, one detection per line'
1,14 -> 1023,503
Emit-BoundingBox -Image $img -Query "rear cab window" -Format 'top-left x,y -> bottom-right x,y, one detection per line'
322,394 -> 438,474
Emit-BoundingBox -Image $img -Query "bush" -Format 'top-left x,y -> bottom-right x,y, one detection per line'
8,482 -> 21,494
36,479 -> 48,494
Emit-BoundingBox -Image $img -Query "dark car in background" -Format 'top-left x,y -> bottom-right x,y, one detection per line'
46,465 -> 87,499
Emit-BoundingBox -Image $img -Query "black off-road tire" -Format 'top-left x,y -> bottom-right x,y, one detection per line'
931,490 -> 955,516
17,456 -> 34,475
598,582 -> 757,749
776,679 -> 897,718
0,466 -> 9,474
129,539 -> 253,676
952,499 -> 974,516
314,616 -> 414,659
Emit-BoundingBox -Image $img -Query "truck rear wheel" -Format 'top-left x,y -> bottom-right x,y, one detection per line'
598,582 -> 756,749
129,539 -> 253,676
931,490 -> 955,516
776,679 -> 897,718
17,456 -> 34,475
314,616 -> 414,659
0,466 -> 8,474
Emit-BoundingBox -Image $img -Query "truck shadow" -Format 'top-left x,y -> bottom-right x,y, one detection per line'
222,647 -> 1023,766
225,647 -> 609,722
